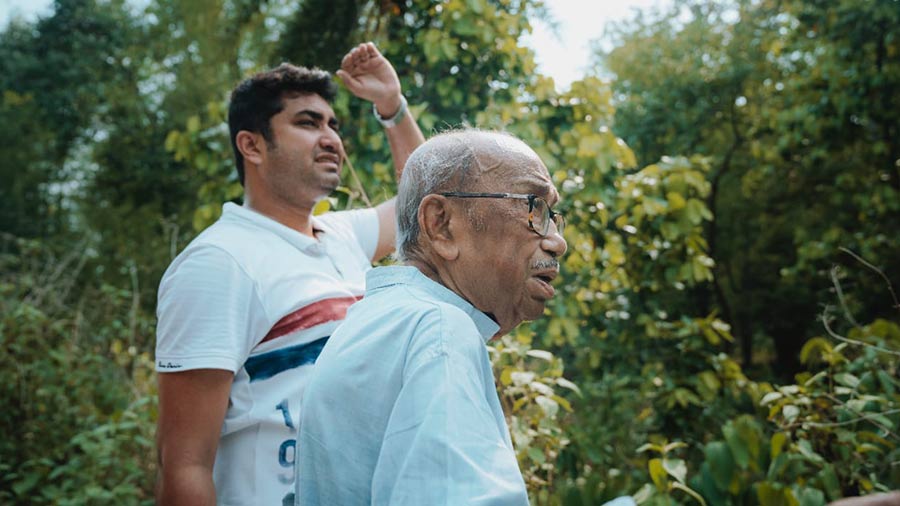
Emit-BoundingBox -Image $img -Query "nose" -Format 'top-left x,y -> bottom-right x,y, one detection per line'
541,227 -> 567,257
319,127 -> 344,155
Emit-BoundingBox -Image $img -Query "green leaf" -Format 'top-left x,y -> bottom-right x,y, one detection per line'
312,199 -> 331,216
795,487 -> 826,506
527,446 -> 546,465
770,432 -> 787,461
817,464 -> 840,501
834,373 -> 860,389
704,441 -> 734,491
534,395 -> 559,417
465,0 -> 484,14
552,394 -> 573,412
525,349 -> 553,361
697,371 -> 721,396
555,377 -> 582,396
666,191 -> 686,210
499,367 -> 513,386
662,441 -> 688,453
877,370 -> 897,396
510,371 -> 535,386
671,481 -> 708,506
663,458 -> 687,483
796,440 -> 824,464
186,115 -> 200,133
723,421 -> 750,469
637,443 -> 662,454
757,481 -> 799,506
648,458 -> 667,490
767,453 -> 789,481
760,391 -> 784,406
685,198 -> 708,225
782,404 -> 800,422
164,130 -> 180,152
11,471 -> 41,496
799,337 -> 833,365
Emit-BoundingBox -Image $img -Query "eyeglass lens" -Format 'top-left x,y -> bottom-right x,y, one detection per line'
530,197 -> 565,236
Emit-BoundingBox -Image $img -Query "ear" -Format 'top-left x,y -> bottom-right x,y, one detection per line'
418,195 -> 459,261
235,130 -> 266,167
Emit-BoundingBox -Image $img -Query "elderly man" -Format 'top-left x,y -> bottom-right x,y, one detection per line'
295,130 -> 567,505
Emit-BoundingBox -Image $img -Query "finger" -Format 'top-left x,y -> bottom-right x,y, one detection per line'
365,42 -> 379,60
353,43 -> 368,66
335,69 -> 356,90
343,43 -> 365,70
341,50 -> 353,71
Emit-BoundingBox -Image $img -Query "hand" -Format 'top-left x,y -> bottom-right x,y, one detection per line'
337,42 -> 403,118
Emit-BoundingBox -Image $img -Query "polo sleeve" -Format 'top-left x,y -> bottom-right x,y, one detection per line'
155,245 -> 269,373
321,207 -> 379,261
370,333 -> 529,506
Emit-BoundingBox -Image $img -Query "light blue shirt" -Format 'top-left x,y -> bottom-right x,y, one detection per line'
296,265 -> 529,505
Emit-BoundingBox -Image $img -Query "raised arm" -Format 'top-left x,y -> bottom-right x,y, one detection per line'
338,42 -> 425,260
338,42 -> 424,177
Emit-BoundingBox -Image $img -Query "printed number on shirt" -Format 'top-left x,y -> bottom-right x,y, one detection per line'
276,398 -> 296,487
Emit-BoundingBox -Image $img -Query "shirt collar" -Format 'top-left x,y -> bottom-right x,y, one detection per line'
365,266 -> 500,342
222,202 -> 330,255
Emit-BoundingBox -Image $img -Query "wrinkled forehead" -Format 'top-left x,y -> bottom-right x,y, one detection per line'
470,134 -> 540,169
471,134 -> 556,199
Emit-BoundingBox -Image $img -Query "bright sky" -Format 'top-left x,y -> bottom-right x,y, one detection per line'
526,0 -> 671,89
0,0 -> 670,90
0,0 -> 50,24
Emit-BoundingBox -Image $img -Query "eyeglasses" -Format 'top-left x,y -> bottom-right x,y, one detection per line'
438,192 -> 566,237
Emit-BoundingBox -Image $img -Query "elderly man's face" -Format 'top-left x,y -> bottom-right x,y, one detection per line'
450,149 -> 568,334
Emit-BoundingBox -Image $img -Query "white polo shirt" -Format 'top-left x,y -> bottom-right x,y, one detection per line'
156,202 -> 378,506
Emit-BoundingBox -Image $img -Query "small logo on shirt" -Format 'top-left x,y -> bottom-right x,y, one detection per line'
158,361 -> 183,369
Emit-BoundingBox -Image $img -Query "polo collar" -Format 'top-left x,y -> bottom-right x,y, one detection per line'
222,202 -> 331,255
365,266 -> 500,342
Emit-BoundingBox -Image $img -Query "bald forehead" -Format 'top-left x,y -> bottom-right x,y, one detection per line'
467,132 -> 541,172
435,131 -> 547,179
467,133 -> 554,197
404,130 -> 556,201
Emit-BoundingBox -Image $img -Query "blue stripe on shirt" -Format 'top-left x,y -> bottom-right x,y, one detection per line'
245,336 -> 329,382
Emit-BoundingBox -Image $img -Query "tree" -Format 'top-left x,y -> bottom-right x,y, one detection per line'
603,0 -> 900,376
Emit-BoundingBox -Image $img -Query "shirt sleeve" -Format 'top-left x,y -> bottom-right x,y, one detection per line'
155,244 -> 269,373
370,336 -> 529,506
319,207 -> 379,261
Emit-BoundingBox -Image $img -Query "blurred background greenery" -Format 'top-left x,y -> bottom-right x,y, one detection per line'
1,0 -> 898,504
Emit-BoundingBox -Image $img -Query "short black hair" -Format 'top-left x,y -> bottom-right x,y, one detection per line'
227,63 -> 337,185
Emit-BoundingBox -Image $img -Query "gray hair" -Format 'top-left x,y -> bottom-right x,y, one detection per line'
395,129 -> 530,262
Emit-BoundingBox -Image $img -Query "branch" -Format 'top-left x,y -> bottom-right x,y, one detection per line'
783,398 -> 900,441
831,265 -> 861,327
821,310 -> 900,357
802,408 -> 900,430
839,247 -> 900,312
343,156 -> 373,207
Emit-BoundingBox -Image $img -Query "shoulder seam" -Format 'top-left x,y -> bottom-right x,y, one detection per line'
176,243 -> 271,324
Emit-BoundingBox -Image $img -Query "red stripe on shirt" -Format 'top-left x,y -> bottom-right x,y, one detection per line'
261,296 -> 362,344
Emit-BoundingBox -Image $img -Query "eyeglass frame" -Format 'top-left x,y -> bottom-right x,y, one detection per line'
437,191 -> 566,237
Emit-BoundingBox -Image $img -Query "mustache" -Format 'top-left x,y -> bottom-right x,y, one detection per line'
532,259 -> 559,270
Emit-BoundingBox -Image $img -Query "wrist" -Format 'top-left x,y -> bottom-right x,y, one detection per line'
373,95 -> 408,128
373,94 -> 403,118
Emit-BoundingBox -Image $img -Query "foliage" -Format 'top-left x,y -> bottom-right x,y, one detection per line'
641,258 -> 900,506
4,0 -> 900,504
0,236 -> 156,505
493,327 -> 580,497
604,0 -> 900,374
